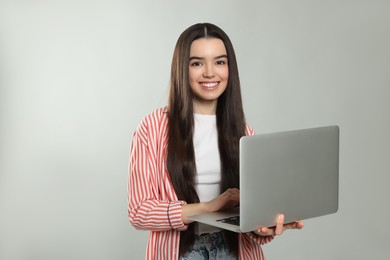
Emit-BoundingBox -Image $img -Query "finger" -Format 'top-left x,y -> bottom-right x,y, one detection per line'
293,221 -> 304,229
283,221 -> 305,231
255,227 -> 275,236
229,189 -> 240,201
225,190 -> 239,201
227,188 -> 239,193
275,214 -> 285,235
224,188 -> 239,197
297,221 -> 304,229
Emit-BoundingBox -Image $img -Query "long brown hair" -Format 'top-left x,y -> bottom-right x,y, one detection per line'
167,23 -> 246,256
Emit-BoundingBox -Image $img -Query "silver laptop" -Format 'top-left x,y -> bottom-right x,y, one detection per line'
187,125 -> 339,233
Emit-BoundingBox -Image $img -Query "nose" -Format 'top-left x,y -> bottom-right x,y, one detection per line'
202,63 -> 215,78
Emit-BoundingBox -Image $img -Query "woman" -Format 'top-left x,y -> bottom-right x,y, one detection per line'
128,23 -> 303,260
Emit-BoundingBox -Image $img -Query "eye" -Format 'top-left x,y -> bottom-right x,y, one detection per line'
216,60 -> 227,65
190,61 -> 202,67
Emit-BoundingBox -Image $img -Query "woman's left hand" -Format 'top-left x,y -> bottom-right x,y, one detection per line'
253,214 -> 304,236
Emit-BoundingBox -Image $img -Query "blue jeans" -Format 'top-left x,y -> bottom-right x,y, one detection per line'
181,232 -> 237,260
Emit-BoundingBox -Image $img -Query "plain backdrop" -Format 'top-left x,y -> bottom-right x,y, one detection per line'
0,0 -> 389,259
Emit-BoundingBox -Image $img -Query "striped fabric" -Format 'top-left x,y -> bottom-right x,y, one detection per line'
128,107 -> 274,260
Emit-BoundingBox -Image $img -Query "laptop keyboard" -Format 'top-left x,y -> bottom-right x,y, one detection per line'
217,216 -> 240,226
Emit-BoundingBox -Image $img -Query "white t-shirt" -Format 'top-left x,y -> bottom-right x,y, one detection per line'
193,113 -> 222,234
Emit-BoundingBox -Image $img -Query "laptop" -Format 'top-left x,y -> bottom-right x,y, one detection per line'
187,125 -> 339,233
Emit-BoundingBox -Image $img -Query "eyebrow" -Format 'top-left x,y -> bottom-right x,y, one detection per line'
189,54 -> 228,61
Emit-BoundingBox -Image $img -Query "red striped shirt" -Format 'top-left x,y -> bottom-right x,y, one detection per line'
128,107 -> 274,260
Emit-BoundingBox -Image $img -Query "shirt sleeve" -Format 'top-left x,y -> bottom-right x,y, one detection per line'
245,125 -> 255,136
244,232 -> 275,245
127,119 -> 187,232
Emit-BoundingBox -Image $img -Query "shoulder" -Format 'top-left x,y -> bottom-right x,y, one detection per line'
140,107 -> 168,126
134,107 -> 168,142
136,106 -> 168,133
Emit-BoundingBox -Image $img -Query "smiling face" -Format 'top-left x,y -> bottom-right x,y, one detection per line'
189,38 -> 229,115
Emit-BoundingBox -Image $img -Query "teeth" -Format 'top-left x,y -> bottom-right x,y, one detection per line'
201,82 -> 218,87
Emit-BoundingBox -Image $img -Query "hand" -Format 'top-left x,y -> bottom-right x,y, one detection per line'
182,188 -> 239,224
205,188 -> 240,212
253,214 -> 304,236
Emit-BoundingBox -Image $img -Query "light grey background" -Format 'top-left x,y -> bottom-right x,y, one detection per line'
0,0 -> 389,259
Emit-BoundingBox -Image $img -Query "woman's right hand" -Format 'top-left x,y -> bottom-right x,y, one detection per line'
205,188 -> 240,212
181,188 -> 239,224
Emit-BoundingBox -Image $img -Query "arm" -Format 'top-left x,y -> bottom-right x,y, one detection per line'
127,126 -> 187,231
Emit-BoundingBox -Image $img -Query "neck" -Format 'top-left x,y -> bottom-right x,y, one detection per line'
193,99 -> 217,115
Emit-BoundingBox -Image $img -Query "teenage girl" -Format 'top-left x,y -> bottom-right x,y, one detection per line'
128,22 -> 304,260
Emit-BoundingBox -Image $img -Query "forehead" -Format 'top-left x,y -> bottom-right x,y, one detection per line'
189,38 -> 227,57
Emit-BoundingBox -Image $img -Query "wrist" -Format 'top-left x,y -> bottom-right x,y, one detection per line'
201,202 -> 211,213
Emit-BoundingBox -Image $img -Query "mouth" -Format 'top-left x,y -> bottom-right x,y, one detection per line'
200,81 -> 219,90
